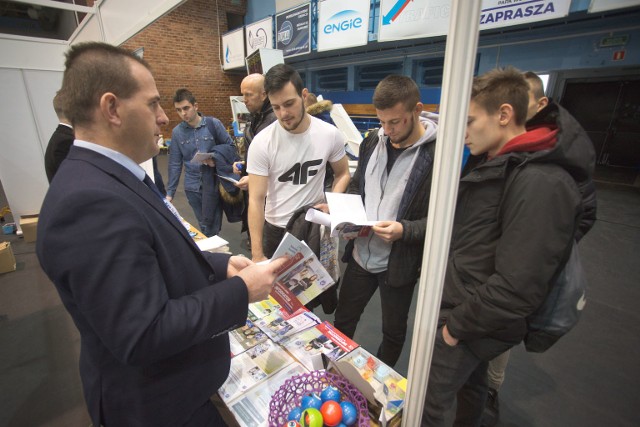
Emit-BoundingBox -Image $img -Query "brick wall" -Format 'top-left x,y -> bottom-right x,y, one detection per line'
120,0 -> 246,137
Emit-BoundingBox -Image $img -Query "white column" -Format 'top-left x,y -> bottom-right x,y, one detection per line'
401,1 -> 482,425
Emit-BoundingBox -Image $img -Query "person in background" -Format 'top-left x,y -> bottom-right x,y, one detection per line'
333,75 -> 439,367
235,74 -> 277,247
44,90 -> 74,182
246,64 -> 350,262
422,67 -> 594,426
167,88 -> 234,236
304,92 -> 335,125
36,41 -> 287,427
481,70 -> 598,427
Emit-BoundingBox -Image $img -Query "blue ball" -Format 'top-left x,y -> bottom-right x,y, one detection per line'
321,385 -> 342,403
300,393 -> 323,410
340,401 -> 358,426
288,406 -> 302,421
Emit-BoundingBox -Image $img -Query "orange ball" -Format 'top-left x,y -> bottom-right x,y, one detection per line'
320,400 -> 343,426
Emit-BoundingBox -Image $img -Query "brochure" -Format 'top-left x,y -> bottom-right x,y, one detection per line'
225,362 -> 307,427
217,174 -> 239,185
269,233 -> 335,314
248,296 -> 282,321
281,321 -> 359,371
190,152 -> 214,164
254,309 -> 320,343
229,318 -> 270,357
218,339 -> 296,404
306,192 -> 379,238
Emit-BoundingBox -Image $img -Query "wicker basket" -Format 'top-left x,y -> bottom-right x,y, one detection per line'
268,370 -> 370,427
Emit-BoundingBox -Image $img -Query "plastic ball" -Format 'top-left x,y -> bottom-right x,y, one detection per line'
300,393 -> 322,410
287,406 -> 303,421
299,407 -> 323,427
284,421 -> 301,427
320,400 -> 343,426
340,401 -> 358,426
320,385 -> 342,403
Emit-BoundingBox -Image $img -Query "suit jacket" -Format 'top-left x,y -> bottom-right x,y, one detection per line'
44,124 -> 75,183
36,146 -> 248,426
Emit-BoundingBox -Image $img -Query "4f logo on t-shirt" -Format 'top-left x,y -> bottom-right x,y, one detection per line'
278,159 -> 322,185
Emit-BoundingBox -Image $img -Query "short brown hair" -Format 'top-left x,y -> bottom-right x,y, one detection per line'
472,67 -> 529,126
265,64 -> 304,96
173,88 -> 197,104
60,42 -> 150,127
373,75 -> 421,112
524,71 -> 546,100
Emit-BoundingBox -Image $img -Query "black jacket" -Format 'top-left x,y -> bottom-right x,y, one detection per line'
343,130 -> 436,288
44,124 -> 74,183
443,102 -> 595,360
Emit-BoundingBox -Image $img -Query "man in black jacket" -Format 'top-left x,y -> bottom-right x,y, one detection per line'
481,71 -> 597,427
44,90 -> 74,182
333,75 -> 439,367
422,67 -> 593,426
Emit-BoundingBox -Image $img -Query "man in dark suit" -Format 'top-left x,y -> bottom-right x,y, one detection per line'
36,42 -> 286,427
44,90 -> 74,182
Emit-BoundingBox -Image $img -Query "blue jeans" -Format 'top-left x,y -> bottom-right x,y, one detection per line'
333,260 -> 416,367
421,328 -> 488,427
186,189 -> 222,237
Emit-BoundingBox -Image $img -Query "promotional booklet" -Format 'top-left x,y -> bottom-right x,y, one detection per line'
254,309 -> 320,343
281,321 -> 359,371
268,232 -> 335,314
218,339 -> 296,404
305,192 -> 379,239
229,318 -> 270,357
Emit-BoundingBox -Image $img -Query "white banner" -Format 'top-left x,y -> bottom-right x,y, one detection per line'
379,0 -> 572,42
318,0 -> 371,52
479,0 -> 571,30
222,27 -> 245,70
245,16 -> 273,56
589,0 -> 640,13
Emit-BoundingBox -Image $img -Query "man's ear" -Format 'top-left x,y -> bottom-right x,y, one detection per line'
498,103 -> 515,126
302,87 -> 309,101
193,102 -> 199,112
538,96 -> 549,112
414,102 -> 424,116
100,92 -> 121,126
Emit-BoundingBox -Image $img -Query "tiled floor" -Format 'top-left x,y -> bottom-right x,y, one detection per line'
1,154 -> 639,426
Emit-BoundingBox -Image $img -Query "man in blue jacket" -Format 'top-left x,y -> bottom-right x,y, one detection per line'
167,88 -> 234,236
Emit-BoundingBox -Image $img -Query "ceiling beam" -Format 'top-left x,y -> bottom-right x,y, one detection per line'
5,0 -> 95,14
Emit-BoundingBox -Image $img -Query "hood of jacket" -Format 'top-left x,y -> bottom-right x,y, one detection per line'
306,100 -> 333,116
518,102 -> 594,182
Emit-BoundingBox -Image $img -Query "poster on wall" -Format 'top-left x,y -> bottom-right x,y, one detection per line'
246,16 -> 273,56
317,0 -> 370,52
276,3 -> 311,58
378,0 -> 572,42
589,0 -> 640,13
222,27 -> 245,70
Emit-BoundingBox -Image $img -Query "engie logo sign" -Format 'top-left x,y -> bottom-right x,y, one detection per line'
318,0 -> 370,52
323,10 -> 363,35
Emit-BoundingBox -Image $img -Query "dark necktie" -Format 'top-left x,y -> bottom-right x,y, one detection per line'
142,174 -> 183,222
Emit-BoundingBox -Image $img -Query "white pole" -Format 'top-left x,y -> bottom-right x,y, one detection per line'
401,1 -> 482,425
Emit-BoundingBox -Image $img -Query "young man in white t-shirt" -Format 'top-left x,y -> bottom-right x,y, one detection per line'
247,64 -> 350,262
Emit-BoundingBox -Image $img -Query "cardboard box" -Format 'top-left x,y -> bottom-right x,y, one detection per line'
20,214 -> 39,243
0,242 -> 16,274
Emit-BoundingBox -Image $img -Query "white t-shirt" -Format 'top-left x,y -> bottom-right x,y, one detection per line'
247,116 -> 346,227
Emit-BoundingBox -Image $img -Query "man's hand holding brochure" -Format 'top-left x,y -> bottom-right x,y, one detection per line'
306,192 -> 379,239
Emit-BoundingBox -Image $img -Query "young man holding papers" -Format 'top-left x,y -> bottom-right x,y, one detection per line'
333,75 -> 439,367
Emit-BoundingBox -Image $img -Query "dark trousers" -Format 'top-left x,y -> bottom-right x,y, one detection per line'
333,260 -> 416,367
421,328 -> 488,427
263,221 -> 286,258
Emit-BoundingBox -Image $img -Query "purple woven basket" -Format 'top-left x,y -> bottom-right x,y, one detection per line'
268,370 -> 370,427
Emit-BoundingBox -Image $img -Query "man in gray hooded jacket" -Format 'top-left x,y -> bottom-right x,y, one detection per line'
334,75 -> 438,366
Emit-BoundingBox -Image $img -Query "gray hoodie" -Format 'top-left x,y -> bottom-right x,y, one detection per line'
353,112 -> 438,272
